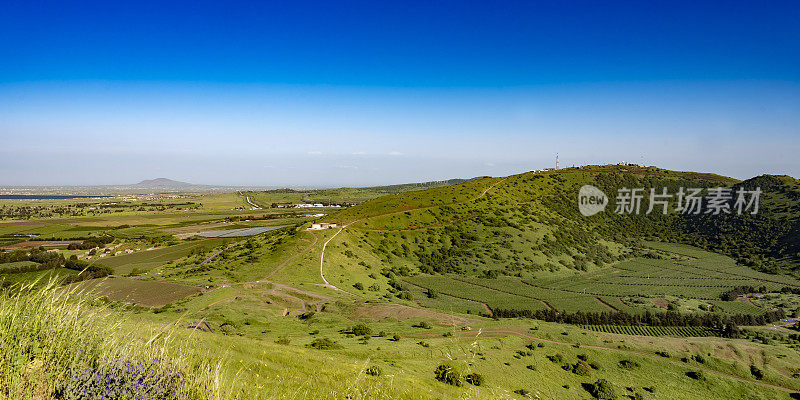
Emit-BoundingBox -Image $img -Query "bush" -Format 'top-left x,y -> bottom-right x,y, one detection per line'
547,353 -> 564,363
686,371 -> 706,381
396,291 -> 413,301
413,321 -> 432,329
353,282 -> 364,291
589,379 -> 616,399
365,366 -> 382,377
465,373 -> 484,386
434,363 -> 462,387
572,361 -> 592,376
750,365 -> 763,380
351,323 -> 372,336
307,338 -> 342,350
619,359 -> 639,369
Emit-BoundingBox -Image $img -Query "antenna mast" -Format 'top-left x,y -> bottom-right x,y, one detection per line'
556,152 -> 559,170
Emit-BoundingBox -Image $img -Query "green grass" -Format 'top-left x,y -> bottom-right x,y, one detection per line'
90,237 -> 235,275
72,276 -> 203,307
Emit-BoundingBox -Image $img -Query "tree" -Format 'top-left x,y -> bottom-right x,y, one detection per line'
434,363 -> 462,387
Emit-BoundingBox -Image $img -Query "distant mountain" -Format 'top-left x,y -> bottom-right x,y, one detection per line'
130,178 -> 202,189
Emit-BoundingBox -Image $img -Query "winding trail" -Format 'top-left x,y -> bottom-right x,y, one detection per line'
316,177 -> 508,295
318,223 -> 358,295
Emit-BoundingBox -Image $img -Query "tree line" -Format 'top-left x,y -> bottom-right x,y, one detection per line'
490,308 -> 786,337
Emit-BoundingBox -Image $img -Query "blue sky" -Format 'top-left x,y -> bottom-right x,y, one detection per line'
1,1 -> 798,186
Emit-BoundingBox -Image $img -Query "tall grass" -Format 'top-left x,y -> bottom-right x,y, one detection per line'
0,280 -> 454,400
0,280 -> 223,400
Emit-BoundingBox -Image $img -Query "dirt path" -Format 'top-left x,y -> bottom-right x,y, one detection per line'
404,329 -> 800,394
318,225 -> 357,295
263,232 -> 318,280
316,178 -> 508,293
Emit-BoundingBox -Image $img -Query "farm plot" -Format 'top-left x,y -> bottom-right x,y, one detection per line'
580,325 -> 717,337
73,276 -> 202,307
91,238 -> 233,275
456,276 -> 612,313
196,226 -> 288,238
710,300 -> 766,315
404,275 -> 547,313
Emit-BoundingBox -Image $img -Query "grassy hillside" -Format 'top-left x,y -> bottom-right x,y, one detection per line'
312,165 -> 800,321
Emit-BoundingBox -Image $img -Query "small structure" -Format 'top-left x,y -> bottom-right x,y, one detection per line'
309,223 -> 338,230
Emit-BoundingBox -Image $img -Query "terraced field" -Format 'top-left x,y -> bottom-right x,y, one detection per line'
405,242 -> 800,319
580,325 -> 717,337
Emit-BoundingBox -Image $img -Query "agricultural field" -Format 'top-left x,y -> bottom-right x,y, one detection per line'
579,325 -> 717,337
72,276 -> 203,307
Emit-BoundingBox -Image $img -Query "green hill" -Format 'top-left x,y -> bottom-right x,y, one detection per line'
315,165 -> 800,319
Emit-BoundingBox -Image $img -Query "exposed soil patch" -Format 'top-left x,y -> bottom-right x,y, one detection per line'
6,240 -> 82,248
0,221 -> 44,226
651,298 -> 669,308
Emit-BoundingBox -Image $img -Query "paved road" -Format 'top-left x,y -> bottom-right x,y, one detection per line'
239,191 -> 262,209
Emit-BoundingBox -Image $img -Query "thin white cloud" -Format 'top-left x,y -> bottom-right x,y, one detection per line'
388,151 -> 403,156
351,151 -> 367,155
307,151 -> 323,155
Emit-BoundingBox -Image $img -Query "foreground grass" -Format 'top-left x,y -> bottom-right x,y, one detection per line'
0,281 -> 225,399
0,281 -> 440,400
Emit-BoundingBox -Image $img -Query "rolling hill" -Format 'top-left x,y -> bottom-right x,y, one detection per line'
314,165 -> 800,319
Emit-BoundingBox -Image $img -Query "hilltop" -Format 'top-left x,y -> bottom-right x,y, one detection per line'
131,178 -> 201,189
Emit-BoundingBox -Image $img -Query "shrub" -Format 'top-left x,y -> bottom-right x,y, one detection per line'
750,365 -> 764,380
589,379 -> 616,399
351,323 -> 372,336
413,321 -> 432,329
572,361 -> 592,376
297,311 -> 315,320
547,353 -> 564,363
434,363 -> 462,387
618,359 -> 639,369
686,371 -> 706,381
306,338 -> 342,350
396,291 -> 413,301
365,366 -> 382,377
465,373 -> 484,386
353,282 -> 364,291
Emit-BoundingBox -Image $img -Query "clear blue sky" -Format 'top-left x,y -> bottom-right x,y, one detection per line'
1,1 -> 798,186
